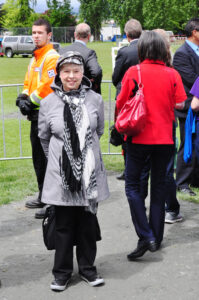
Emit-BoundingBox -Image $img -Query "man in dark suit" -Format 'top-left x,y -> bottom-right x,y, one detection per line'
173,18 -> 199,196
60,23 -> 102,94
112,19 -> 142,180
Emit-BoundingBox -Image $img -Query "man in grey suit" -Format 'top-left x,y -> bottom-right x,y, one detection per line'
60,23 -> 102,94
112,19 -> 142,180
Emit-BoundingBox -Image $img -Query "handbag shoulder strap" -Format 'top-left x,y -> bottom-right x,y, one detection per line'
136,64 -> 141,85
136,64 -> 144,90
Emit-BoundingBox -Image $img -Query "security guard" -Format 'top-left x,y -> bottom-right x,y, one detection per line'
16,18 -> 59,218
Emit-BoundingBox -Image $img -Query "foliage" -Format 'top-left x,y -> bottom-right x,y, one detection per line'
1,0 -> 75,29
2,0 -> 40,28
142,0 -> 199,31
79,0 -> 110,40
0,3 -> 6,28
106,0 -> 199,33
107,0 -> 143,33
46,0 -> 76,27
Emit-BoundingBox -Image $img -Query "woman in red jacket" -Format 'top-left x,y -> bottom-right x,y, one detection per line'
116,31 -> 186,260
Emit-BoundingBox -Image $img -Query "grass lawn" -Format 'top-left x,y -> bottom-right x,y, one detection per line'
1,40 -> 199,205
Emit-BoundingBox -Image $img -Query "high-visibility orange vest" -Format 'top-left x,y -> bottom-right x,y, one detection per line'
23,43 -> 59,109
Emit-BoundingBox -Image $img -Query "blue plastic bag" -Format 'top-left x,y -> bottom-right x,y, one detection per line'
183,107 -> 196,163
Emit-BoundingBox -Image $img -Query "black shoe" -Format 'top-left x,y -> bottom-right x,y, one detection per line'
127,240 -> 158,261
50,276 -> 71,292
116,172 -> 125,180
80,273 -> 104,287
25,198 -> 45,209
177,187 -> 196,196
35,206 -> 47,219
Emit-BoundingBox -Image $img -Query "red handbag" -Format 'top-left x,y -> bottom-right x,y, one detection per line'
115,65 -> 146,136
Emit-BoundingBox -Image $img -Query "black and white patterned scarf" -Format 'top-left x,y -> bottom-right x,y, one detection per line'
58,87 -> 98,205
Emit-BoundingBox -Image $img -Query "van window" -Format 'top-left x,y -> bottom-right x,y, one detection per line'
4,37 -> 18,42
25,37 -> 33,43
20,37 -> 25,43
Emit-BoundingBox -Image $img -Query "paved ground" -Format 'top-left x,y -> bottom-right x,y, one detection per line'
1,172 -> 199,300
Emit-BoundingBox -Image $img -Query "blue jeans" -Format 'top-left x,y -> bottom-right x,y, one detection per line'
125,142 -> 173,244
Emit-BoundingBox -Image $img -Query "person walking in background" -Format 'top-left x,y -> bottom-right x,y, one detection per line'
173,18 -> 199,195
16,18 -> 59,219
60,23 -> 102,94
38,51 -> 109,291
150,29 -> 183,224
116,31 -> 186,260
112,19 -> 142,180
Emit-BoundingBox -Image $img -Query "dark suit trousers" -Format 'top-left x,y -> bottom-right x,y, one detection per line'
53,206 -> 97,280
30,120 -> 47,199
125,143 -> 173,244
176,118 -> 196,188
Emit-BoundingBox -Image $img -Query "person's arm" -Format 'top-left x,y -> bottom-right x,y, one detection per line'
173,69 -> 187,109
189,77 -> 199,111
96,95 -> 104,138
86,50 -> 102,93
38,98 -> 51,159
30,54 -> 59,107
116,68 -> 135,117
23,69 -> 30,95
175,102 -> 185,109
112,48 -> 124,87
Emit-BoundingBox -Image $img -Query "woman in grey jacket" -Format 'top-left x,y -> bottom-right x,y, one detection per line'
38,51 -> 109,292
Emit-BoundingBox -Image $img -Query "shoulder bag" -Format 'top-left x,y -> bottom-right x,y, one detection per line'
115,64 -> 146,136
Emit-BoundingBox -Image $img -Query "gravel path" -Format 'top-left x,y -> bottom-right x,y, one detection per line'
1,173 -> 199,299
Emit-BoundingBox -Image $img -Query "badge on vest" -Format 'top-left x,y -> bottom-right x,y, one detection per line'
48,69 -> 55,78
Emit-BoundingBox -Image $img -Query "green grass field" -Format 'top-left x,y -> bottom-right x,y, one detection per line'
1,41 -> 199,205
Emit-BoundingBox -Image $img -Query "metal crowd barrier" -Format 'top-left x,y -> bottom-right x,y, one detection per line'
0,81 -> 121,161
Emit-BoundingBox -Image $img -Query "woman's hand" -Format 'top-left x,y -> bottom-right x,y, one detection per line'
175,101 -> 185,110
191,96 -> 199,111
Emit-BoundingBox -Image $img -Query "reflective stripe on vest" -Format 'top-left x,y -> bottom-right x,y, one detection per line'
28,49 -> 58,106
28,49 -> 57,81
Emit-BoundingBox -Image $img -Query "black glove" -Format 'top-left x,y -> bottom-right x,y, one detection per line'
16,93 -> 36,116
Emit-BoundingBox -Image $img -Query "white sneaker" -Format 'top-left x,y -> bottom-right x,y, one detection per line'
165,212 -> 183,224
80,274 -> 105,287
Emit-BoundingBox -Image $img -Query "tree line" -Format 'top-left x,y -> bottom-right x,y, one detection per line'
0,0 -> 76,29
1,0 -> 199,40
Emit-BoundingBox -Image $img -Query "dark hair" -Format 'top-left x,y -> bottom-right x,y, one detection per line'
185,18 -> 199,37
138,31 -> 168,63
33,18 -> 52,34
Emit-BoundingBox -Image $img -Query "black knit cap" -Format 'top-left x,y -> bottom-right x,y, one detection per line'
56,51 -> 84,73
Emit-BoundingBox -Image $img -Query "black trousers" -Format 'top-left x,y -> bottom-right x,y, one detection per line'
176,118 -> 197,188
53,206 -> 97,280
30,120 -> 47,199
140,123 -> 180,214
125,143 -> 173,244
